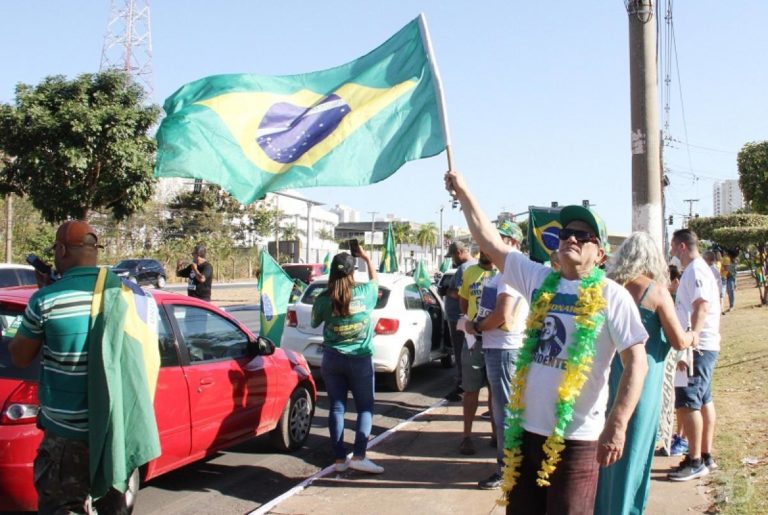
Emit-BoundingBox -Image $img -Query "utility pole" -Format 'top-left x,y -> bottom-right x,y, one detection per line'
627,0 -> 663,245
438,205 -> 444,262
683,199 -> 699,227
367,211 -> 378,247
5,195 -> 12,263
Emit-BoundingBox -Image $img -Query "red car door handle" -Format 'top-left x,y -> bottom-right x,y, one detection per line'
197,377 -> 214,393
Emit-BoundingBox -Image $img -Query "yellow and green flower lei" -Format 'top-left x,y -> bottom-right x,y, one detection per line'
498,267 -> 607,505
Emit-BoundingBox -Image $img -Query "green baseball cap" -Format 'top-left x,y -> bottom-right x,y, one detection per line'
497,220 -> 523,242
559,205 -> 608,247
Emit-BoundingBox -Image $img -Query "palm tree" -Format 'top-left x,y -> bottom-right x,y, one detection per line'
392,222 -> 412,269
281,223 -> 300,241
416,223 -> 438,261
316,228 -> 334,241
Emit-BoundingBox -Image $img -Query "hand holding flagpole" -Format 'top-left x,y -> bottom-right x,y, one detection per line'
417,13 -> 458,208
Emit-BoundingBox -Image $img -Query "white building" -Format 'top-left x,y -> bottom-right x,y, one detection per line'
328,204 -> 360,223
267,190 -> 339,263
713,179 -> 744,215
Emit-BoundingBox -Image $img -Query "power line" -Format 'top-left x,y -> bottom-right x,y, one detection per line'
665,137 -> 737,154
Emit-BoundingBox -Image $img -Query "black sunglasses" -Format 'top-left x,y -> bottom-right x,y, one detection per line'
559,228 -> 599,244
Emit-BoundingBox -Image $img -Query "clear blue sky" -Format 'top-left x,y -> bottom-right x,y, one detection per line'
1,1 -> 766,234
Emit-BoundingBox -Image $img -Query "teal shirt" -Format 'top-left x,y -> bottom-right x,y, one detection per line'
17,266 -> 99,440
311,281 -> 378,356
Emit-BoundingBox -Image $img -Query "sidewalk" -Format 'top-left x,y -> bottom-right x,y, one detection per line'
260,392 -> 712,515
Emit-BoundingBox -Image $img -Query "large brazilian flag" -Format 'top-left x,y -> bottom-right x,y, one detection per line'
87,268 -> 161,498
154,17 -> 446,204
528,206 -> 562,263
258,251 -> 295,345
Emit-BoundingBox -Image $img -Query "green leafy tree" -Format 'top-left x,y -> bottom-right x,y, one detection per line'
0,71 -> 160,222
416,222 -> 438,258
0,195 -> 56,261
688,214 -> 768,242
245,199 -> 282,242
392,221 -> 412,267
738,141 -> 768,213
316,228 -> 334,241
281,223 -> 301,241
163,183 -> 240,242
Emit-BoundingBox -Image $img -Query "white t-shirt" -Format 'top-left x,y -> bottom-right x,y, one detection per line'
676,257 -> 721,351
501,251 -> 648,440
475,274 -> 529,350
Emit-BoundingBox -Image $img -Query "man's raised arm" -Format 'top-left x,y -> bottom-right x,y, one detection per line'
444,170 -> 509,271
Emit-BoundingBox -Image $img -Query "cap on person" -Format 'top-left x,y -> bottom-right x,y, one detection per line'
497,220 -> 523,242
330,252 -> 356,278
49,220 -> 103,251
559,205 -> 608,247
447,241 -> 468,258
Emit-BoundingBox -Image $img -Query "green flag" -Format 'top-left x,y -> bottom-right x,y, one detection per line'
379,223 -> 399,273
321,251 -> 332,274
414,259 -> 432,288
439,257 -> 452,273
258,251 -> 295,345
154,17 -> 446,204
528,206 -> 562,263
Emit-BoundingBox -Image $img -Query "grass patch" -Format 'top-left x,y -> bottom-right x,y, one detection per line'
709,275 -> 768,513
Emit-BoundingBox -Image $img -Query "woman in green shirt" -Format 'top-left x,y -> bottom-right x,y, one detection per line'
311,248 -> 383,474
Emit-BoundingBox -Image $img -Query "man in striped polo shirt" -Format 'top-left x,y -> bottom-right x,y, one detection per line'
10,220 -> 107,514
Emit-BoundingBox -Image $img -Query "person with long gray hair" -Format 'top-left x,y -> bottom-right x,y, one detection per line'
595,232 -> 698,514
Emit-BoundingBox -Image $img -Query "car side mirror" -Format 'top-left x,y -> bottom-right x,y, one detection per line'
248,336 -> 276,357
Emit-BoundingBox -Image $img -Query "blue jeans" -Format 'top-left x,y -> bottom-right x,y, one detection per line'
485,348 -> 518,472
321,348 -> 375,460
726,276 -> 735,309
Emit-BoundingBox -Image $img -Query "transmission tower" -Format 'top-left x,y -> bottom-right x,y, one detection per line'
100,0 -> 154,97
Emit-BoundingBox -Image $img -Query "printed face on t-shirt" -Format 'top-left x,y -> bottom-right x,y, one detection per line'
537,314 -> 566,358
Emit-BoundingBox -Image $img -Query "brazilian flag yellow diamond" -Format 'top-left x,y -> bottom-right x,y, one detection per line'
197,81 -> 417,175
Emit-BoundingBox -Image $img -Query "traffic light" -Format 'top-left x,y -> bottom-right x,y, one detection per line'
668,215 -> 674,225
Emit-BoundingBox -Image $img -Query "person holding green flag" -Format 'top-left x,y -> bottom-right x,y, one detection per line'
9,220 -> 160,513
311,246 -> 383,474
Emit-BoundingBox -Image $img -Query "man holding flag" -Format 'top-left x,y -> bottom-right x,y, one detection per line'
9,221 -> 160,514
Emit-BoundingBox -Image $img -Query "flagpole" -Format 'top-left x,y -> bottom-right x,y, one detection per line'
418,13 -> 458,206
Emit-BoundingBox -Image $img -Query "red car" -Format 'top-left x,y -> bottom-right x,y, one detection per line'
0,287 -> 316,512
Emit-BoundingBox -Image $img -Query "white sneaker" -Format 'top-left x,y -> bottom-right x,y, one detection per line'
349,457 -> 384,474
334,460 -> 349,472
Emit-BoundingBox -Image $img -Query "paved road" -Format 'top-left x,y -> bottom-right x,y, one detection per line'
133,306 -> 456,515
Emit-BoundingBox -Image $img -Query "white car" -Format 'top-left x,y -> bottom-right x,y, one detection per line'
281,273 -> 453,391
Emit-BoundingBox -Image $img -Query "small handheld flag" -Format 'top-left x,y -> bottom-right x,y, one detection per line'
258,251 -> 295,345
379,223 -> 399,273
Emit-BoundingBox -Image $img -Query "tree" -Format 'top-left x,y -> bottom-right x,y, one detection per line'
392,222 -> 412,267
688,214 -> 768,242
0,71 -> 160,222
415,222 -> 438,259
246,199 -> 282,242
316,228 -> 334,241
163,183 -> 241,241
0,195 -> 56,261
689,214 -> 768,304
281,224 -> 301,241
737,141 -> 768,214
